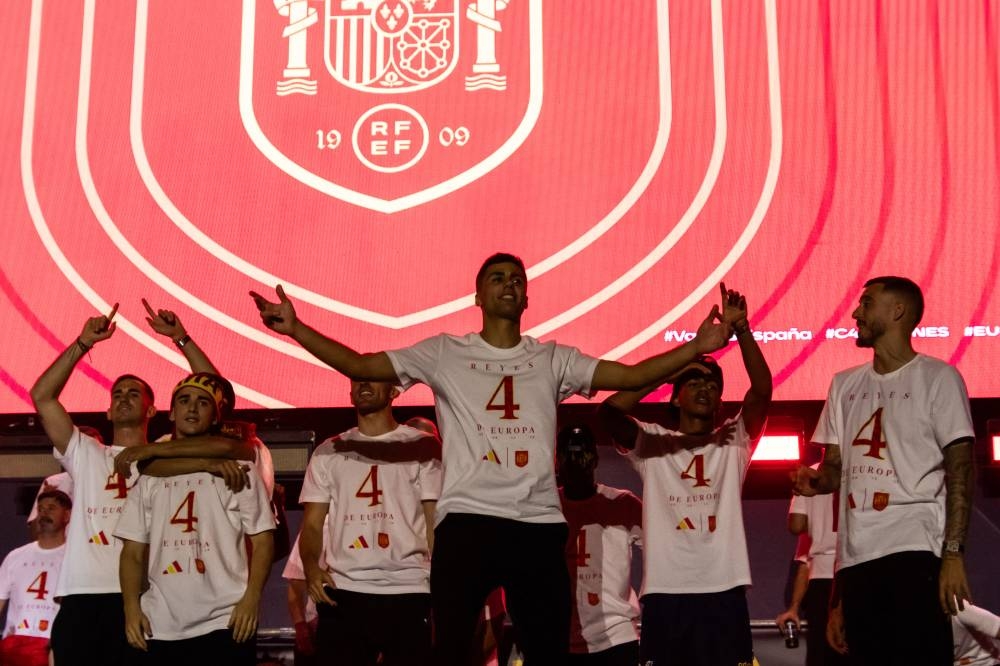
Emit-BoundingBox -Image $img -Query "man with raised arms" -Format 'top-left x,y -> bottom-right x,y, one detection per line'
251,252 -> 733,664
793,276 -> 975,665
599,284 -> 772,666
30,306 -> 151,665
298,380 -> 441,665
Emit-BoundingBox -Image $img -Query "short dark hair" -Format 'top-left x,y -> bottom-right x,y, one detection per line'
556,424 -> 597,456
111,374 -> 155,403
864,276 -> 924,326
37,489 -> 72,510
475,253 -> 526,289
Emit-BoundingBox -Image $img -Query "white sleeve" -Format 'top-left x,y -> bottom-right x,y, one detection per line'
930,366 -> 975,450
386,336 -> 442,391
417,455 -> 443,502
299,443 -> 335,505
554,345 -> 600,401
238,466 -> 277,536
0,551 -> 12,601
789,493 -> 807,516
113,481 -> 151,544
811,381 -> 841,447
956,604 -> 1000,640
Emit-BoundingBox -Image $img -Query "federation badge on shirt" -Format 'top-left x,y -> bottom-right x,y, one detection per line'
378,532 -> 390,549
872,492 -> 889,511
514,450 -> 529,467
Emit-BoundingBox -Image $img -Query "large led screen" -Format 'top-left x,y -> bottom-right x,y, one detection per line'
2,0 -> 998,412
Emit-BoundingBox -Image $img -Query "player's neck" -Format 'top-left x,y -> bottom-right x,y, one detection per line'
871,336 -> 916,374
36,532 -> 66,550
113,424 -> 149,448
479,317 -> 522,349
356,408 -> 399,437
677,412 -> 714,436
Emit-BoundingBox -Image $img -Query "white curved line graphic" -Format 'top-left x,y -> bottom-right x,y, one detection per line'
71,0 -> 293,407
526,0 -> 726,338
603,0 -> 783,361
132,0 -> 677,329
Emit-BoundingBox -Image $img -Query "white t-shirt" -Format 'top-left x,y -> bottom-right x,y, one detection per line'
560,484 -> 641,654
624,416 -> 753,594
113,464 -> 275,640
27,472 -> 74,524
387,333 -> 599,525
953,604 -> 1000,666
153,432 -> 275,500
0,542 -> 65,639
812,355 -> 974,569
53,427 -> 139,596
299,424 -> 442,594
788,464 -> 838,580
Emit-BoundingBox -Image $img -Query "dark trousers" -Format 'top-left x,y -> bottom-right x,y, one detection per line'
431,513 -> 571,666
802,578 -> 854,666
567,640 -> 640,666
50,594 -> 142,666
316,589 -> 432,666
639,587 -> 754,666
840,551 -> 952,666
145,629 -> 255,666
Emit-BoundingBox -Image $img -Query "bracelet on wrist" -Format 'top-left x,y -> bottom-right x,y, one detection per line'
76,337 -> 92,353
734,325 -> 751,337
173,334 -> 191,349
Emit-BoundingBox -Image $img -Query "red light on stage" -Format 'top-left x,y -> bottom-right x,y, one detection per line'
751,435 -> 802,462
992,435 -> 1000,463
989,420 -> 1000,464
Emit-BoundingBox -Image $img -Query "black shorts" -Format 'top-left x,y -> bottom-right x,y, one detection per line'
316,588 -> 432,666
145,629 -> 255,666
839,551 -> 952,665
50,594 -> 142,666
639,587 -> 754,666
431,513 -> 571,666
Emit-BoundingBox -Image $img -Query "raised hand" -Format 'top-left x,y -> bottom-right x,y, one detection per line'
791,465 -> 822,497
693,305 -> 732,354
79,304 -> 118,348
249,284 -> 298,336
142,298 -> 187,342
719,282 -> 749,332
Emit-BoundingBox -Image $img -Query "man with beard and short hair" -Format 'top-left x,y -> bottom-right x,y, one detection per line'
599,284 -> 772,666
0,490 -> 72,666
251,252 -> 733,665
115,373 -> 275,665
30,306 -> 153,665
298,380 -> 442,666
793,276 -> 975,665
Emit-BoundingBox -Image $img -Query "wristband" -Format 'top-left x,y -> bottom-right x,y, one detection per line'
174,334 -> 191,349
734,325 -> 751,337
76,338 -> 92,353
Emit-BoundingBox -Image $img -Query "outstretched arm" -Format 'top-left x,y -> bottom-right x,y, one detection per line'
598,384 -> 659,451
142,299 -> 218,374
591,303 -> 732,392
31,306 -> 118,454
250,285 -> 398,381
720,284 -> 772,440
940,438 -> 975,615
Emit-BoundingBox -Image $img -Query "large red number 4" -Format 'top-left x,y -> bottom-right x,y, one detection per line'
356,466 -> 383,507
105,473 -> 128,499
486,376 -> 520,420
680,454 -> 711,487
851,408 -> 887,460
170,491 -> 198,533
26,571 -> 48,600
574,529 -> 591,568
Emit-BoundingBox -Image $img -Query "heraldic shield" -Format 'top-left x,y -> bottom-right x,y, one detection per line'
243,0 -> 541,212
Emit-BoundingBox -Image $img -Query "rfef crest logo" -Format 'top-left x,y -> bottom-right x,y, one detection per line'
514,450 -> 529,467
872,492 -> 889,512
244,0 -> 539,211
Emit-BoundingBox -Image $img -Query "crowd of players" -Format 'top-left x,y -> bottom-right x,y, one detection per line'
0,253 -> 998,666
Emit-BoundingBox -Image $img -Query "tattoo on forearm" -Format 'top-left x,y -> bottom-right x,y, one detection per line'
943,440 -> 974,544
